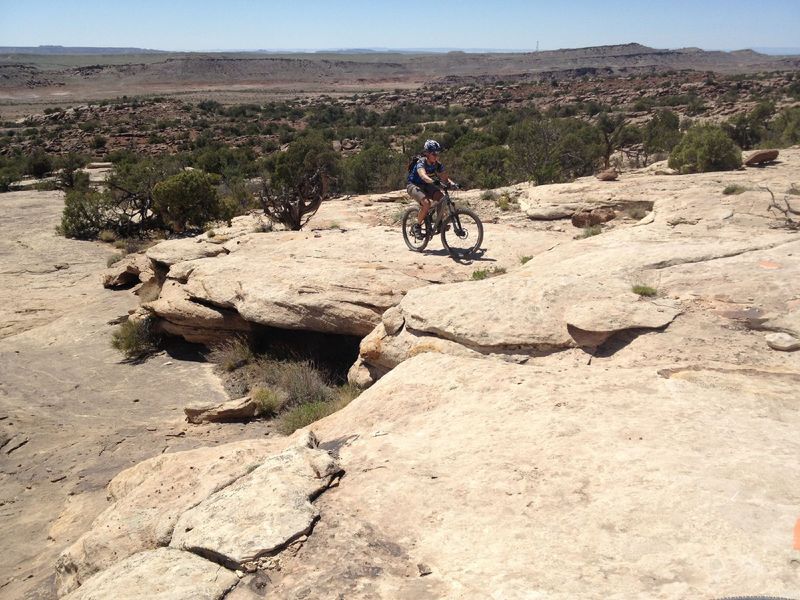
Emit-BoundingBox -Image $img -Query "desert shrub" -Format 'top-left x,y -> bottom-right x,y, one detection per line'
251,387 -> 284,415
91,134 -> 107,150
56,153 -> 90,189
341,144 -> 406,193
580,225 -> 603,238
209,337 -> 254,372
723,184 -> 747,195
276,360 -> 333,408
60,187 -> 112,239
472,266 -> 506,280
106,253 -> 124,267
455,145 -> 513,189
0,155 -> 25,191
723,102 -> 774,149
508,117 -> 601,184
519,255 -> 532,265
25,150 -> 53,178
632,284 -> 658,297
643,110 -> 681,160
480,190 -> 498,201
277,389 -> 356,435
496,193 -> 511,211
270,134 -> 340,190
152,170 -> 223,232
668,125 -> 742,173
98,229 -> 117,242
765,106 -> 800,147
111,318 -> 160,360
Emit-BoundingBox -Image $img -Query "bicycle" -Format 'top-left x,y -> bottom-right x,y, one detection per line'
401,184 -> 484,258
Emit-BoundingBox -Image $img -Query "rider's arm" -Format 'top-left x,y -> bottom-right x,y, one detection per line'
440,170 -> 457,186
417,167 -> 435,184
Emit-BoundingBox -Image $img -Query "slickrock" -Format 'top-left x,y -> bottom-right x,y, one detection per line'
353,153 -> 800,383
295,354 -> 800,599
61,548 -> 238,600
55,439 -> 279,595
143,225 -> 565,343
170,442 -> 341,567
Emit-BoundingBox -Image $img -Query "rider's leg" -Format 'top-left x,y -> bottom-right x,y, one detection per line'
417,198 -> 432,225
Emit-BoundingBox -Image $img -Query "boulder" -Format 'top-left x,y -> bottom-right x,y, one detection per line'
101,253 -> 154,289
55,440 -> 279,596
571,207 -> 616,228
184,396 -> 261,424
170,443 -> 341,567
765,332 -> 800,352
745,149 -> 779,167
524,203 -> 583,220
61,548 -> 238,600
596,168 -> 619,181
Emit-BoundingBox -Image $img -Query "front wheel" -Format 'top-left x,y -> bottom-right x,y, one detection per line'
401,207 -> 430,252
441,208 -> 483,258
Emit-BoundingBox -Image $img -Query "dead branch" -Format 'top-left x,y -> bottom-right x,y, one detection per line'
764,186 -> 800,230
258,170 -> 331,231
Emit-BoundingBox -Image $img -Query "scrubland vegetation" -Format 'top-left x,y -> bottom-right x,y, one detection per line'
1,71 -> 798,239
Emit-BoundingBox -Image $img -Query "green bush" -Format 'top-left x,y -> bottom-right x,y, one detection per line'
723,184 -> 747,196
668,125 -> 742,173
632,284 -> 658,297
60,188 -> 112,239
342,144 -> 405,193
152,170 -> 223,232
580,225 -> 603,238
643,110 -> 681,159
25,150 -> 53,178
111,319 -> 160,360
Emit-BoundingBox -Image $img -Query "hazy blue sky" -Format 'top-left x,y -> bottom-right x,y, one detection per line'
1,0 -> 798,51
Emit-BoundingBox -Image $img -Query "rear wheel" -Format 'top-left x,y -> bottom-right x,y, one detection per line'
401,207 -> 430,252
441,208 -> 483,258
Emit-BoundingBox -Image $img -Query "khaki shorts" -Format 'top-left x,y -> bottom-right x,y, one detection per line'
407,183 -> 438,204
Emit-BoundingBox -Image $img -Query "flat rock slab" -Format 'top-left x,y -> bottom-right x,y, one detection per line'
55,439 -> 278,596
170,444 -> 341,567
61,548 -> 238,600
145,225 -> 565,341
185,396 -> 261,424
307,354 -> 800,598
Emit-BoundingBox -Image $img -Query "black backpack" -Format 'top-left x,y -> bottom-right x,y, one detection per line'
407,155 -> 422,174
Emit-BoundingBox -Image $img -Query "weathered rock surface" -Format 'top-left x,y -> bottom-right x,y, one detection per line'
355,152 -> 800,381
596,167 -> 619,181
101,253 -> 154,288
571,207 -> 616,228
184,396 -> 261,424
55,439 -> 279,595
744,148 -> 779,166
0,190 -> 266,600
170,443 -> 341,567
144,224 -> 566,343
292,354 -> 800,599
61,548 -> 238,600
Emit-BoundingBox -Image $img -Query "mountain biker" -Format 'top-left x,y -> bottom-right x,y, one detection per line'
406,140 -> 458,236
